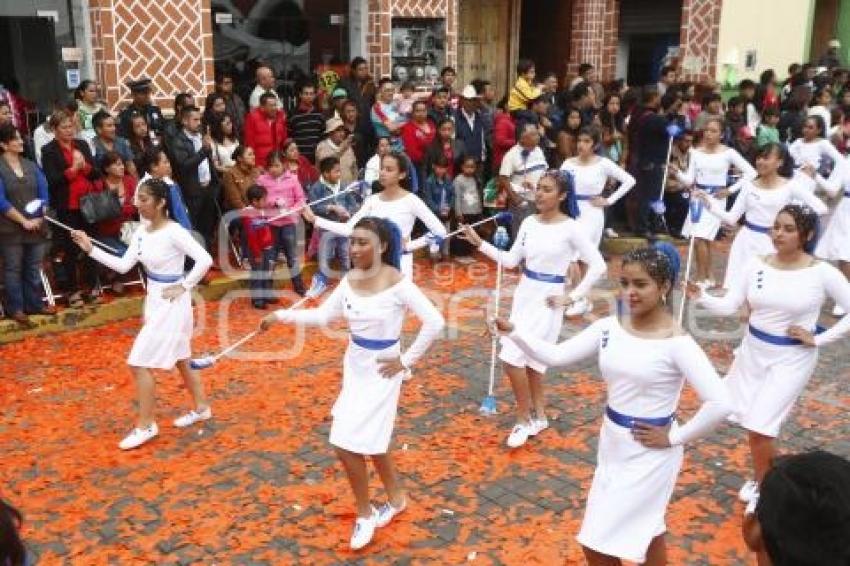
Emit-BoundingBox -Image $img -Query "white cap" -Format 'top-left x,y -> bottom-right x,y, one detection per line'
460,85 -> 479,99
829,39 -> 841,48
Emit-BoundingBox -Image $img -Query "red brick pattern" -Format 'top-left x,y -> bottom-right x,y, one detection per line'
679,0 -> 722,83
366,0 -> 458,80
567,0 -> 619,81
89,0 -> 216,111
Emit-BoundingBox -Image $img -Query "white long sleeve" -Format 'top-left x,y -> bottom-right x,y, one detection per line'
89,229 -> 141,274
275,283 -> 345,325
508,319 -> 605,368
790,182 -> 829,214
567,228 -> 607,301
396,279 -> 445,368
813,264 -> 850,347
675,150 -> 697,186
314,201 -> 371,237
601,158 -> 636,205
707,183 -> 750,224
696,260 -> 751,316
666,338 -> 733,446
170,225 -> 213,288
405,195 -> 449,251
815,165 -> 848,198
477,219 -> 527,269
728,147 -> 758,181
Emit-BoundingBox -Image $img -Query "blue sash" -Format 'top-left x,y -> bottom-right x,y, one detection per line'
605,405 -> 675,429
523,267 -> 566,284
145,271 -> 182,283
748,324 -> 825,346
351,335 -> 399,350
576,194 -> 593,201
744,219 -> 770,234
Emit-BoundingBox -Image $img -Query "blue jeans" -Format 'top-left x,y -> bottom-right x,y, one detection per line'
1,240 -> 47,314
249,247 -> 276,304
317,231 -> 350,279
273,224 -> 305,294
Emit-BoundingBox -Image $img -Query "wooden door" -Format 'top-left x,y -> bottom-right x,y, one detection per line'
458,0 -> 513,95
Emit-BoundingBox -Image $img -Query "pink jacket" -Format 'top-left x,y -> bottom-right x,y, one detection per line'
257,170 -> 305,227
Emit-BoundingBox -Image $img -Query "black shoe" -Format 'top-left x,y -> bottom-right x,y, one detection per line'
252,301 -> 268,310
266,297 -> 280,305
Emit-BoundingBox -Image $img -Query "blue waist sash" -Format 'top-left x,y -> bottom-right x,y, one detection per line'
145,271 -> 183,283
351,335 -> 399,350
576,194 -> 594,201
748,324 -> 825,346
695,184 -> 724,194
523,267 -> 566,284
844,191 -> 850,198
605,405 -> 675,429
744,219 -> 770,234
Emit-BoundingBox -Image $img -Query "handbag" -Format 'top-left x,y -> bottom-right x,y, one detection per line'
80,189 -> 122,224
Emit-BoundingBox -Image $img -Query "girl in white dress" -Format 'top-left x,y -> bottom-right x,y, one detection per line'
693,143 -> 826,289
673,117 -> 757,288
788,115 -> 845,180
260,216 -> 444,551
302,152 -> 446,279
459,171 -> 607,448
493,245 -> 732,565
686,205 -> 850,505
814,153 -> 850,316
559,127 -> 635,315
70,179 -> 214,450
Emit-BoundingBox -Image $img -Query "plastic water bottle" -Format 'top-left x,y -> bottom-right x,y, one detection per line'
493,226 -> 510,250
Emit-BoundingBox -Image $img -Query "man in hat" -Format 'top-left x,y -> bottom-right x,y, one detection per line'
118,78 -> 164,139
454,85 -> 485,165
315,117 -> 357,187
818,39 -> 843,70
328,87 -> 348,120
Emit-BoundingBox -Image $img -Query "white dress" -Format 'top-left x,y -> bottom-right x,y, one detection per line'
274,277 -> 444,454
314,192 -> 447,277
88,222 -> 213,369
678,147 -> 757,240
788,138 -> 845,174
478,215 -> 606,373
509,317 -> 731,564
705,178 -> 827,288
697,257 -> 850,437
815,160 -> 850,261
559,157 -> 635,247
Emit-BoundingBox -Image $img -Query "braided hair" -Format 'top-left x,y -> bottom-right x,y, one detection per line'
352,216 -> 402,270
540,169 -> 578,218
622,243 -> 681,293
778,204 -> 819,253
138,177 -> 172,219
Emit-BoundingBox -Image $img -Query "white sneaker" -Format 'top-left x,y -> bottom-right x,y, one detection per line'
375,498 -> 407,528
506,422 -> 534,448
173,406 -> 212,428
118,422 -> 159,450
738,479 -> 759,503
604,228 -> 619,239
529,417 -> 549,436
833,304 -> 846,317
350,507 -> 379,550
565,297 -> 591,317
697,279 -> 714,291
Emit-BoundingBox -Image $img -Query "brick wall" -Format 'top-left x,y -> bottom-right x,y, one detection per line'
679,0 -> 722,83
366,0 -> 458,80
89,0 -> 216,112
567,0 -> 619,81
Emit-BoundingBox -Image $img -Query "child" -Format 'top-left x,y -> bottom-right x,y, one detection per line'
507,58 -> 541,115
423,154 -> 454,259
241,184 -> 275,309
725,96 -> 747,144
395,81 -> 417,120
308,156 -> 360,294
257,150 -> 307,296
756,107 -> 781,148
452,155 -> 483,258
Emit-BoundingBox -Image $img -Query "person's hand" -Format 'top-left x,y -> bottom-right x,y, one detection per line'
632,422 -> 672,448
590,196 -> 608,208
259,313 -> 277,332
161,284 -> 186,302
72,150 -> 86,170
457,224 -> 483,248
546,294 -> 574,309
692,189 -> 711,206
787,325 -> 816,347
800,163 -> 816,179
521,180 -> 535,192
378,357 -> 406,379
301,206 -> 316,224
202,134 -> 213,150
683,281 -> 702,300
489,316 -> 514,336
540,116 -> 552,129
715,189 -> 731,199
668,163 -> 680,175
70,229 -> 93,253
20,218 -> 40,232
336,206 -> 351,220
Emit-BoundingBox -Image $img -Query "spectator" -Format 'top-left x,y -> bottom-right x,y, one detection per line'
507,58 -> 541,114
222,145 -> 260,210
337,56 -> 377,139
817,39 -> 843,69
499,121 -> 548,235
401,100 -> 436,182
809,86 -> 834,131
41,110 -> 100,307
452,154 -> 483,256
248,65 -> 280,109
340,99 -> 367,168
91,110 -> 136,177
32,100 -> 74,167
757,108 -> 781,148
428,86 -> 454,125
126,112 -> 154,176
117,78 -> 164,140
282,138 -> 319,188
288,81 -> 325,163
169,105 -> 218,250
0,124 -> 53,324
161,92 -> 195,147
664,129 -> 693,238
202,92 -> 227,129
244,92 -> 288,169
422,154 -> 454,259
0,498 -> 27,566
556,108 -> 583,162
315,117 -> 358,188
364,136 -> 391,186
440,66 -> 460,109
733,125 -> 758,164
739,79 -> 761,133
743,451 -> 850,566
455,85 -> 486,165
257,150 -> 306,296
778,88 -> 810,142
326,87 -> 349,120
395,81 -> 417,120
657,65 -> 677,96
425,118 -> 465,180
570,82 -> 596,126
726,96 -> 747,143
694,92 -> 724,132
491,96 -> 516,173
74,80 -> 105,141
208,112 -> 239,173
631,89 -> 670,237
473,78 -> 497,153
371,78 -> 405,152
138,146 -> 192,232
755,69 -> 780,113
90,151 -> 137,293
0,101 -> 11,127
240,184 -> 275,309
215,70 -> 246,136
308,155 -> 359,290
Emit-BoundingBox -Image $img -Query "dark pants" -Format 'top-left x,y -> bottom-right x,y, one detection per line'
664,191 -> 689,238
249,248 -> 276,305
273,224 -> 305,294
185,187 -> 217,251
451,213 -> 483,256
54,209 -> 98,294
636,163 -> 666,235
1,240 -> 46,314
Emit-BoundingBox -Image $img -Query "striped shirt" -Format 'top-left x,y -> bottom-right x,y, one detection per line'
287,107 -> 325,163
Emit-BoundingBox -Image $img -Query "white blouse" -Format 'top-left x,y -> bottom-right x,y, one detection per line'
676,147 -> 756,190
707,178 -> 827,226
559,156 -> 636,203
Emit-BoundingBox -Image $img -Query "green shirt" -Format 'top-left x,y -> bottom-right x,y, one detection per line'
757,125 -> 779,148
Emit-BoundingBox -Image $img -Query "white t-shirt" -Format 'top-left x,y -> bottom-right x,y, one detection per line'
499,144 -> 548,199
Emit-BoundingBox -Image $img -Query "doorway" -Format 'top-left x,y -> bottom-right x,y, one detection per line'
617,0 -> 682,85
518,0 -> 572,85
457,0 -> 514,96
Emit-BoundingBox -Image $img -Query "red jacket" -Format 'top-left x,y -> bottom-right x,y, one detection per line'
244,108 -> 287,168
240,206 -> 274,261
400,120 -> 436,165
492,112 -> 516,171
